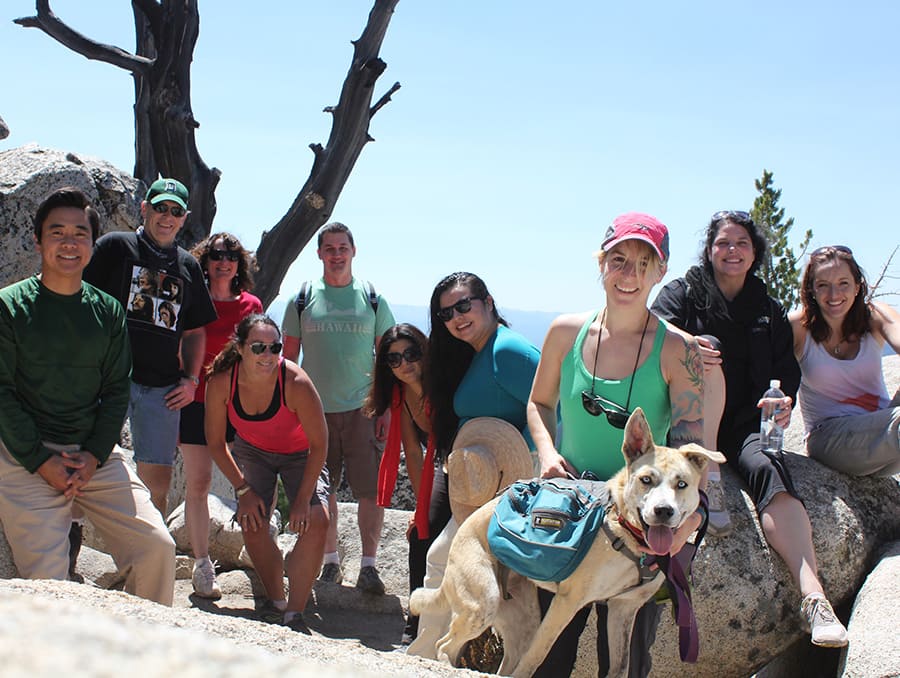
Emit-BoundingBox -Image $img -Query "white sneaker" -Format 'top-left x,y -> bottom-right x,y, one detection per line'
705,477 -> 733,537
801,593 -> 848,647
192,558 -> 222,600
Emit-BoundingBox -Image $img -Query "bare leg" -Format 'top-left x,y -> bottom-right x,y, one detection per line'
136,462 -> 173,517
286,505 -> 329,613
180,443 -> 212,559
242,522 -> 286,603
358,496 -> 384,558
760,492 -> 823,596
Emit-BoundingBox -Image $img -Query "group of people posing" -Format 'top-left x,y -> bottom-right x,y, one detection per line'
0,180 -> 897,672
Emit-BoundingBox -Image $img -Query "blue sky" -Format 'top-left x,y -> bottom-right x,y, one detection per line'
3,1 -> 898,316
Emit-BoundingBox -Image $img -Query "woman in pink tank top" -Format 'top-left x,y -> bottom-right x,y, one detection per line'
790,245 -> 900,477
205,314 -> 329,633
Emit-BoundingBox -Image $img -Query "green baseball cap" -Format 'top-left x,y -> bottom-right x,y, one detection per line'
146,178 -> 189,210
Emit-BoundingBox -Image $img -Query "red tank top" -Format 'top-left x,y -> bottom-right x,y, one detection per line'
227,359 -> 309,454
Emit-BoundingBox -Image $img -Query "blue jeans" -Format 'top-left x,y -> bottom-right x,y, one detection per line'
128,381 -> 180,466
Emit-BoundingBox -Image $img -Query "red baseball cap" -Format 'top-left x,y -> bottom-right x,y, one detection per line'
601,212 -> 669,262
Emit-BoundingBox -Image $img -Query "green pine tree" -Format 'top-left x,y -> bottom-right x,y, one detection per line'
750,169 -> 812,310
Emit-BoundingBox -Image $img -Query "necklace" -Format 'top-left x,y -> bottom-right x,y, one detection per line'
589,309 -> 651,412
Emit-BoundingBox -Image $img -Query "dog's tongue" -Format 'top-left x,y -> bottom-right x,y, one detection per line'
645,525 -> 674,555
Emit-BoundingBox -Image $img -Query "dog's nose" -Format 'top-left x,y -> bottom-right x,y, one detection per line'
654,505 -> 674,520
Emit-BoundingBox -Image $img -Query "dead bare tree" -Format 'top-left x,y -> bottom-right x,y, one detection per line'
0,115 -> 9,140
16,0 -> 401,306
252,0 -> 400,306
868,245 -> 900,300
15,0 -> 219,246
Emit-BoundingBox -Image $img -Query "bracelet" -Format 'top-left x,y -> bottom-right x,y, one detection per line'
185,375 -> 200,386
235,483 -> 251,498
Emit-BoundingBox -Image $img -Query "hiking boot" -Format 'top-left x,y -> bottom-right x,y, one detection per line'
356,565 -> 386,595
283,612 -> 311,635
257,600 -> 285,625
191,558 -> 222,600
319,562 -> 343,584
704,477 -> 733,537
68,522 -> 83,580
801,593 -> 848,647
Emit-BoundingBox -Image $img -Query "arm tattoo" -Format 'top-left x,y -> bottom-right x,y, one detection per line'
681,339 -> 704,393
669,337 -> 704,447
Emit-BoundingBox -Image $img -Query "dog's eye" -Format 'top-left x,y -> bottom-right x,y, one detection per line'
676,480 -> 687,489
640,476 -> 652,485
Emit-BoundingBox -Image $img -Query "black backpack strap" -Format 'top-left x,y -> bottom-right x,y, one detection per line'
295,280 -> 311,320
366,280 -> 378,314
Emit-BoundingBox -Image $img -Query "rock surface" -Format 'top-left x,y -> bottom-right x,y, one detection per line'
838,540 -> 900,678
0,144 -> 142,288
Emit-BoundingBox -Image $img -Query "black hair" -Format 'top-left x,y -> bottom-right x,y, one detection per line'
425,272 -> 507,455
364,323 -> 429,418
33,186 -> 100,243
700,210 -> 767,276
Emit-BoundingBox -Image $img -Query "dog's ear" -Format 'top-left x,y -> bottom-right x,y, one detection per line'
622,407 -> 654,465
678,443 -> 727,471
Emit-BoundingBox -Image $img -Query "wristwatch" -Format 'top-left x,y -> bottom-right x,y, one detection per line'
235,483 -> 251,498
183,374 -> 200,386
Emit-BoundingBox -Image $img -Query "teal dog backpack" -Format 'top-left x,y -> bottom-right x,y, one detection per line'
487,478 -> 609,582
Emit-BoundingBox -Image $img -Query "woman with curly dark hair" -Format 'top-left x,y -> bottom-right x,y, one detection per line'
790,245 -> 900,476
652,210 -> 848,648
364,323 -> 445,643
180,232 -> 262,599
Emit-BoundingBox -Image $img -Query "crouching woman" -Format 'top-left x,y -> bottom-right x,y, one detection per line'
205,314 -> 330,632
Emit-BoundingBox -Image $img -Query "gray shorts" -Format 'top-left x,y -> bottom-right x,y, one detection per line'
806,402 -> 900,477
325,408 -> 382,500
231,436 -> 330,514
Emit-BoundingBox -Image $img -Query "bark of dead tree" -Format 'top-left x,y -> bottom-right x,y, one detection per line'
252,0 -> 400,307
15,0 -> 219,247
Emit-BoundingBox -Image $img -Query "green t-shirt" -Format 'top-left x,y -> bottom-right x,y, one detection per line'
0,277 -> 132,471
282,277 -> 394,412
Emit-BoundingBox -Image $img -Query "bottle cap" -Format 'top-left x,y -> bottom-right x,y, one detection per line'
770,379 -> 781,389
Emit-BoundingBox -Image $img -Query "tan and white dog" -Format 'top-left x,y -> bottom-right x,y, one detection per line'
410,407 -> 725,677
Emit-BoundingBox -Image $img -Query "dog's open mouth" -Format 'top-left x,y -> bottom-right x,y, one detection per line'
643,522 -> 674,556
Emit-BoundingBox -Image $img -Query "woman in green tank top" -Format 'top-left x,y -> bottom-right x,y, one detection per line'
526,213 -> 707,678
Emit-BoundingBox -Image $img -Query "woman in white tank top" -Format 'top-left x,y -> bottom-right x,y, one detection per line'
789,245 -> 900,476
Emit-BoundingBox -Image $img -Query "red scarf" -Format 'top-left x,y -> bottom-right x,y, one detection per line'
376,383 -> 436,538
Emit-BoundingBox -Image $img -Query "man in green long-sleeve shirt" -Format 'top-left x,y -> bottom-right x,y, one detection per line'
0,187 -> 175,605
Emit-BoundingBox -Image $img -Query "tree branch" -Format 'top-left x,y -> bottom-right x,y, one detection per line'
868,245 -> 899,301
370,81 -> 401,117
15,0 -> 152,74
0,115 -> 9,140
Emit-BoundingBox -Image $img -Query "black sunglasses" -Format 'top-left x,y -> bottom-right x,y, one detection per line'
208,249 -> 241,262
580,391 -> 630,429
711,210 -> 750,223
249,341 -> 283,355
437,296 -> 483,322
151,203 -> 187,218
384,345 -> 423,368
810,245 -> 853,257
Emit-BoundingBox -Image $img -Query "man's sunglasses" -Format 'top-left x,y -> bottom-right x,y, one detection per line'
810,245 -> 852,257
249,341 -> 283,355
581,391 -> 630,429
437,296 -> 483,322
209,249 -> 241,262
384,345 -> 423,368
151,203 -> 187,218
711,210 -> 750,223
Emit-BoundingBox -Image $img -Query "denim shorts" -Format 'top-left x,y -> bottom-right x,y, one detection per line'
128,381 -> 180,466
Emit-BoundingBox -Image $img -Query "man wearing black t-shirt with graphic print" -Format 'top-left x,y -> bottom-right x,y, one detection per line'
84,179 -> 216,516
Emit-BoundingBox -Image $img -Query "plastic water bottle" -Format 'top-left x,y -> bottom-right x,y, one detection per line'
760,379 -> 785,454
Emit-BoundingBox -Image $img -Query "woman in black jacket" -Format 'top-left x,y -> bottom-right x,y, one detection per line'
652,210 -> 847,648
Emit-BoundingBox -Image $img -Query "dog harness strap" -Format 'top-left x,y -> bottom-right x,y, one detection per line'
658,553 -> 699,663
497,562 -> 513,601
600,522 -> 657,585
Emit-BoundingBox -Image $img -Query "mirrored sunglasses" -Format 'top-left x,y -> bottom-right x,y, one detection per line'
151,203 -> 187,218
384,345 -> 423,368
436,296 -> 483,322
580,391 -> 630,429
711,210 -> 750,223
208,249 -> 241,262
810,245 -> 853,258
249,341 -> 283,355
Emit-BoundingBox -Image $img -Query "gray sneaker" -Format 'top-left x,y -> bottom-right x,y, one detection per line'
319,562 -> 343,584
191,558 -> 222,600
705,477 -> 733,537
283,612 -> 311,635
801,593 -> 848,647
356,565 -> 385,595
